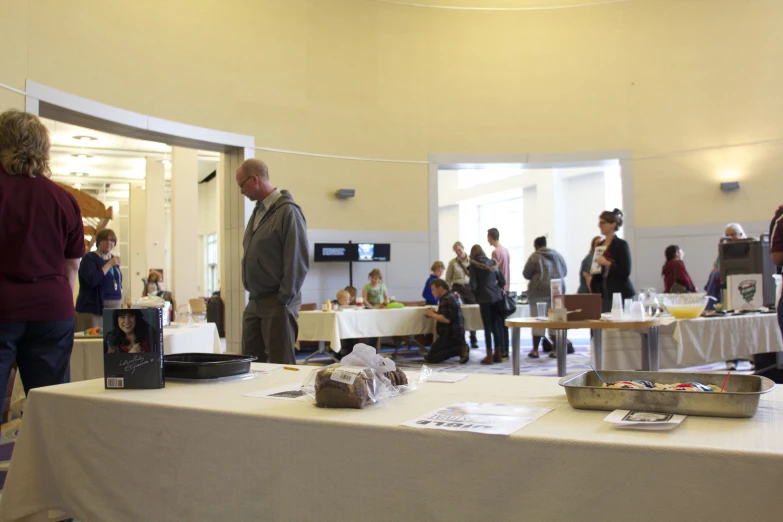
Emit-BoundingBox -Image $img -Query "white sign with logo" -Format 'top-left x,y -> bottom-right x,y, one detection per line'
727,274 -> 763,311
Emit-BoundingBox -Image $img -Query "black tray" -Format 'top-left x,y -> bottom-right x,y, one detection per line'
163,353 -> 257,380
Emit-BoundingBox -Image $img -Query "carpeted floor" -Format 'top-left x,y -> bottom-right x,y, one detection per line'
296,333 -> 750,376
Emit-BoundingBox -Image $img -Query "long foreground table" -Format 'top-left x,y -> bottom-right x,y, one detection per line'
2,368 -> 782,521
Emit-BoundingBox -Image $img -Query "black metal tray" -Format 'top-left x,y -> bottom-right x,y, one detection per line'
163,353 -> 257,380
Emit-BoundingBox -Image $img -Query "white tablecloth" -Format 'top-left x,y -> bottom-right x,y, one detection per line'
601,314 -> 783,370
674,314 -> 783,366
299,305 -> 524,352
1,370 -> 781,521
10,323 -> 222,415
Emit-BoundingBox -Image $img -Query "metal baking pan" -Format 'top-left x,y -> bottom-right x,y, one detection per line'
559,370 -> 775,418
164,353 -> 257,380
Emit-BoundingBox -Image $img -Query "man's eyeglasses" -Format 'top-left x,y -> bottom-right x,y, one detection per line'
238,176 -> 254,190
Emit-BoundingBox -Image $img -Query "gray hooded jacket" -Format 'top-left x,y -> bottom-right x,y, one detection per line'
523,247 -> 567,299
242,190 -> 309,305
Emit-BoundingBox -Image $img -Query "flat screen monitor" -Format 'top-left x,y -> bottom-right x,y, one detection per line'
313,243 -> 391,262
357,243 -> 390,262
314,243 -> 357,262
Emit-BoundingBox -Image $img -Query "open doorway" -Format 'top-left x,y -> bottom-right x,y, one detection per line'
43,117 -> 220,304
26,79 -> 255,353
437,162 -> 624,295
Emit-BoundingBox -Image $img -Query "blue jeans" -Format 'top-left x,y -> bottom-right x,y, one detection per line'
479,301 -> 506,352
0,319 -> 74,400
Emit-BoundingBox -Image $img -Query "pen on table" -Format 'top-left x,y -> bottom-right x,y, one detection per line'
284,366 -> 299,371
589,364 -> 605,385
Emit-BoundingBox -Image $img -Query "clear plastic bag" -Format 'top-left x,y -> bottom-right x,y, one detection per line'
303,344 -> 432,408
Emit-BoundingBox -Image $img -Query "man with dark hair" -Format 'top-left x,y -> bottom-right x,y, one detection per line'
523,235 -> 570,358
488,227 -> 510,356
238,158 -> 309,364
487,228 -> 510,292
423,279 -> 469,364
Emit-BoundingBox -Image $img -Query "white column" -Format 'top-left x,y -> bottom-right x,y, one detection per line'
170,147 -> 200,306
145,158 -> 166,282
219,148 -> 255,353
129,184 -> 147,302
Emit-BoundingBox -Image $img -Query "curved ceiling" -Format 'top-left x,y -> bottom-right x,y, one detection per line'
368,0 -> 635,10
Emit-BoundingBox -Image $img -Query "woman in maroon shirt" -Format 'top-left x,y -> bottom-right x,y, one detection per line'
0,110 -> 85,397
661,245 -> 696,293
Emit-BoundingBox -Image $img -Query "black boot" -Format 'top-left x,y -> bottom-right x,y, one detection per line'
541,337 -> 554,353
469,331 -> 478,349
529,336 -> 542,358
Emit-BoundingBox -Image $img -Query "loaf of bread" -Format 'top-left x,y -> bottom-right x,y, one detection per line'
315,366 -> 371,409
383,368 -> 408,387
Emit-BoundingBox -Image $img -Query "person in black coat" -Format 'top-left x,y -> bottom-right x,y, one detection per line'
468,244 -> 506,365
590,209 -> 635,312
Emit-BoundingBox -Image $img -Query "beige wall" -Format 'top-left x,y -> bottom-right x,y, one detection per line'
2,0 -> 783,229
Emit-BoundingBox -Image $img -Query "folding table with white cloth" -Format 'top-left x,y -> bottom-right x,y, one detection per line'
1,368 -> 781,522
297,304 -> 524,356
600,313 -> 783,370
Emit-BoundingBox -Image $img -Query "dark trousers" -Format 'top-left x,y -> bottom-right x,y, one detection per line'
242,296 -> 300,364
479,302 -> 506,352
0,319 -> 75,401
451,283 -> 478,344
426,335 -> 463,364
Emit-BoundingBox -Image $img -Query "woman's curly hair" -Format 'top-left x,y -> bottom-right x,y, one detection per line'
0,110 -> 51,178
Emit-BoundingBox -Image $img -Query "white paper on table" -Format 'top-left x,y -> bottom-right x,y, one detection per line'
405,371 -> 468,383
402,402 -> 552,435
250,363 -> 284,374
604,410 -> 686,431
244,385 -> 309,401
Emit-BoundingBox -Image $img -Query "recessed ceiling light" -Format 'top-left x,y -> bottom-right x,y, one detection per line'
71,153 -> 93,159
70,172 -> 88,177
72,135 -> 98,142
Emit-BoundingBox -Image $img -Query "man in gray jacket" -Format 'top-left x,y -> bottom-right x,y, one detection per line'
237,159 -> 309,364
523,236 -> 569,359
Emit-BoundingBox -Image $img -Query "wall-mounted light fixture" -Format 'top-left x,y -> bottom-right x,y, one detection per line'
335,189 -> 355,199
720,181 -> 740,192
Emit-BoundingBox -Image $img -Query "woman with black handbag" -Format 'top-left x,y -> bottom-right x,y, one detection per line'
469,245 -> 506,365
662,245 -> 696,293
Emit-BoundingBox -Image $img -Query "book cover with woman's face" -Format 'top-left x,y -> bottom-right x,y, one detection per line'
103,308 -> 164,389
